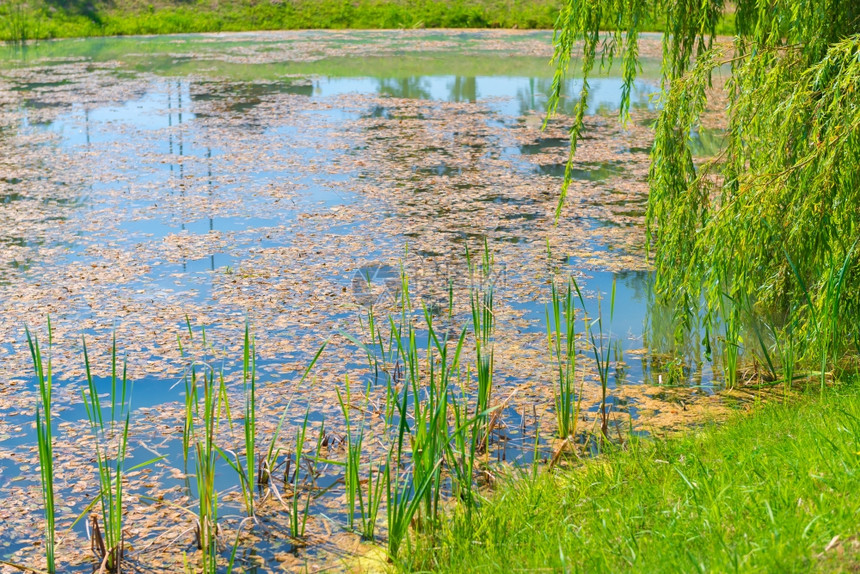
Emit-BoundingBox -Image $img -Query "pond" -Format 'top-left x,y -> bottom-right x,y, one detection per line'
0,30 -> 728,572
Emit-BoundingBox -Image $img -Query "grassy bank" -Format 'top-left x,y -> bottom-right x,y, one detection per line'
399,383 -> 860,573
1,0 -> 563,41
0,0 -> 736,42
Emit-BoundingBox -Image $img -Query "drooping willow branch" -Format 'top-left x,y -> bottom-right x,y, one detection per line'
548,0 -> 860,369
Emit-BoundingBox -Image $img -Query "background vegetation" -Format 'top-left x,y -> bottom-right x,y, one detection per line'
0,0 -> 739,41
1,0 -> 555,40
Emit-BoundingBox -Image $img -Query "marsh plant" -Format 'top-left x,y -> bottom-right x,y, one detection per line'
191,366 -> 222,573
217,325 -> 258,520
447,380 -> 481,513
546,278 -> 582,439
21,251 -> 630,570
346,260 -> 472,555
28,323 -> 56,574
588,278 -> 618,440
554,275 -> 619,441
288,409 -> 313,539
336,377 -> 383,539
469,244 -> 496,450
178,324 -> 231,573
80,336 -> 132,572
256,341 -> 326,496
385,360 -> 444,558
343,251 -> 500,556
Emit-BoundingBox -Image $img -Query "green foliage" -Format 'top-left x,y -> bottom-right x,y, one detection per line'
550,1 -> 860,378
1,0 -> 44,43
400,381 -> 860,572
0,0 -> 563,40
0,0 -> 741,40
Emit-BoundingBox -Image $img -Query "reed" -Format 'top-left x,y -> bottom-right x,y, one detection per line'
181,363 -> 197,469
719,294 -> 741,390
216,324 -> 257,519
241,324 -> 255,515
81,336 -> 131,572
27,322 -> 55,574
177,326 -> 224,571
546,279 -> 581,439
175,338 -> 220,574
177,324 -> 227,574
584,277 -> 616,439
468,243 -> 496,450
193,367 -> 220,573
289,409 -> 312,538
359,458 -> 385,541
447,380 -> 479,512
357,302 -> 399,384
385,292 -> 458,554
74,334 -> 164,573
386,443 -> 442,559
337,376 -> 363,531
336,376 -> 383,539
258,342 -> 326,491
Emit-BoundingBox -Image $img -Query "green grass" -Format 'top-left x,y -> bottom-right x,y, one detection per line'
0,0 -> 739,42
0,0 -> 563,41
399,382 -> 860,573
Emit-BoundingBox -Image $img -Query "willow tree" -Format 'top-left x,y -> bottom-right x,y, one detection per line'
549,1 -> 860,383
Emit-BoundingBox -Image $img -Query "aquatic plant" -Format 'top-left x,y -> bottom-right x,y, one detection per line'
27,323 -> 55,574
189,365 -> 221,573
586,277 -> 617,440
335,376 -> 384,540
80,336 -> 131,572
240,325 -> 256,515
468,243 -> 496,450
386,370 -> 444,558
74,334 -> 164,573
258,342 -> 326,491
177,324 -> 229,573
447,380 -> 480,512
288,409 -> 313,539
217,324 -> 257,519
718,294 -> 741,390
337,376 -> 363,531
546,278 -> 581,439
359,458 -> 385,541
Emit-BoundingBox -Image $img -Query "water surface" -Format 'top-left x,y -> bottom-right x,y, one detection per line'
0,30 -> 721,571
